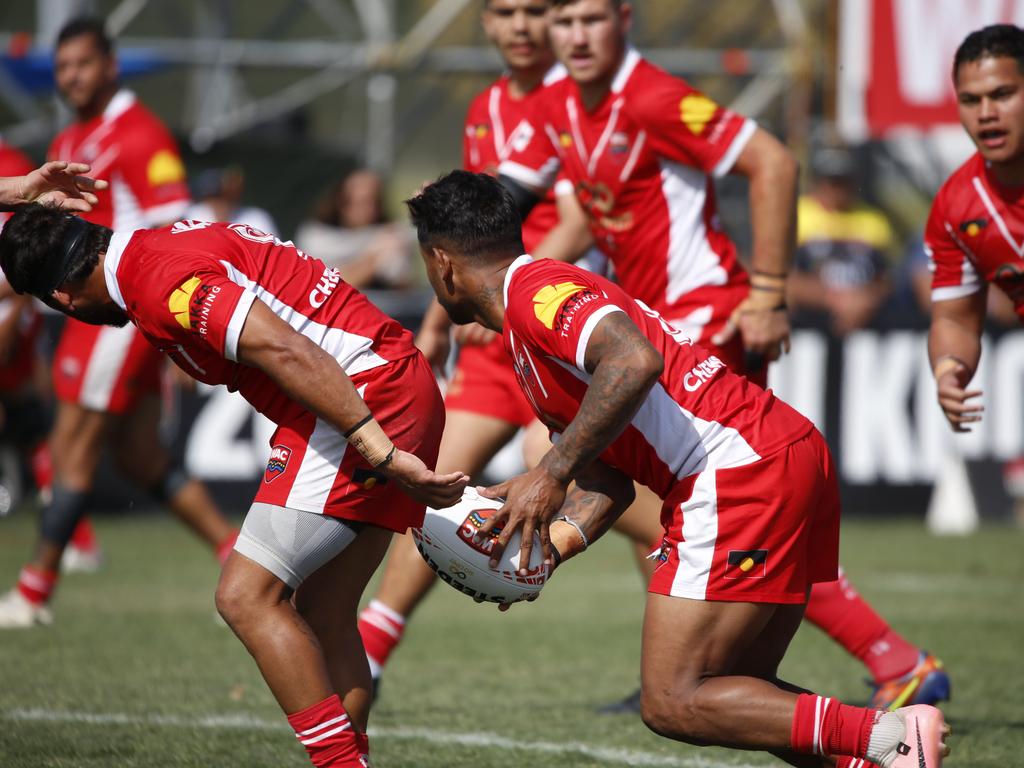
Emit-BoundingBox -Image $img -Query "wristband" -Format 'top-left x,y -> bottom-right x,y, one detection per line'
346,417 -> 396,468
753,269 -> 788,279
555,515 -> 589,551
932,355 -> 969,380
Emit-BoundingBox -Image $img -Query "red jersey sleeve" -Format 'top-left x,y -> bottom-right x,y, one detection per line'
924,186 -> 983,302
498,91 -> 562,192
115,118 -> 190,225
150,261 -> 257,362
632,71 -> 756,178
510,261 -> 626,373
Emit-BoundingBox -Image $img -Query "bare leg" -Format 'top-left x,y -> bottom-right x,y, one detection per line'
296,524 -> 393,730
640,593 -> 830,767
32,402 -> 108,571
111,395 -> 235,548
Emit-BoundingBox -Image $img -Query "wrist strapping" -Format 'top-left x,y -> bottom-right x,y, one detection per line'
932,354 -> 970,380
555,516 -> 589,551
345,416 -> 396,468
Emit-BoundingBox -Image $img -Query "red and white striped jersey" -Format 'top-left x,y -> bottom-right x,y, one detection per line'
48,89 -> 189,230
502,256 -> 810,500
925,152 -> 1024,316
105,221 -> 418,425
464,67 -> 567,251
499,50 -> 754,319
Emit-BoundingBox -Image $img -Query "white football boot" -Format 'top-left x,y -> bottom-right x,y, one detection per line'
0,588 -> 53,628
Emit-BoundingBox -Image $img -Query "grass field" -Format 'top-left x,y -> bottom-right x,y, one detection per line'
1,509 -> 1022,768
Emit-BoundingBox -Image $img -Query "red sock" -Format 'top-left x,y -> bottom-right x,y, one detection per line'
287,694 -> 365,767
358,600 -> 405,673
69,517 -> 99,552
215,529 -> 240,565
17,565 -> 58,605
790,693 -> 877,758
805,569 -> 920,683
836,758 -> 881,768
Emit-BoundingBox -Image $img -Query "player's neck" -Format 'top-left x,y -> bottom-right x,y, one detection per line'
575,49 -> 625,111
76,84 -> 118,122
988,154 -> 1024,189
474,262 -> 514,333
507,64 -> 551,99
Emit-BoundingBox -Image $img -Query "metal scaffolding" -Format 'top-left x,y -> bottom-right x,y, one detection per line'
0,0 -> 813,173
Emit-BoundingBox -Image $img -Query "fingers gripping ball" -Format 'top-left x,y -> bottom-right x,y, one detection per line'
412,488 -> 548,604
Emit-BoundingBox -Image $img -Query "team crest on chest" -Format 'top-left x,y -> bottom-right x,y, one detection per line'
264,445 -> 292,483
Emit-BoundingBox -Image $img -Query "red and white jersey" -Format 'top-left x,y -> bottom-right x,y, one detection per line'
48,89 -> 189,230
0,139 -> 35,229
500,50 -> 755,319
502,256 -> 811,500
464,67 -> 568,251
925,152 -> 1024,317
104,221 -> 418,426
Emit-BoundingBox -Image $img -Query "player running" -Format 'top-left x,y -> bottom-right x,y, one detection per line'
496,0 -> 949,712
927,24 -> 1024,435
0,206 -> 468,768
0,17 -> 239,628
408,169 -> 951,768
356,0 -> 596,686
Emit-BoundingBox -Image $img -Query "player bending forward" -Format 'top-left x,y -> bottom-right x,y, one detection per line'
0,207 -> 467,768
406,171 -> 950,768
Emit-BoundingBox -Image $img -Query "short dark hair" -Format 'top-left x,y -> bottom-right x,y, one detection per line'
953,24 -> 1024,80
0,204 -> 109,297
56,16 -> 114,56
551,0 -> 622,8
405,171 -> 524,261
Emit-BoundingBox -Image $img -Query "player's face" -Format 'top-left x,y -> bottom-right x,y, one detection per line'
54,34 -> 117,113
482,0 -> 553,72
548,0 -> 631,86
46,287 -> 128,327
956,56 -> 1024,165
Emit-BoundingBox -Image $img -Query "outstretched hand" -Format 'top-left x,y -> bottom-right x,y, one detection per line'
2,161 -> 108,212
936,362 -> 983,433
382,449 -> 468,508
476,466 -> 568,575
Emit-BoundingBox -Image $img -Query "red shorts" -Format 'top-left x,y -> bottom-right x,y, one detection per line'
444,336 -> 535,428
254,353 -> 444,533
664,285 -> 768,388
52,318 -> 163,414
648,427 -> 839,604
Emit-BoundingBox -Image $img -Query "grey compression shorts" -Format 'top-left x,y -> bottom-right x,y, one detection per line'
234,502 -> 360,589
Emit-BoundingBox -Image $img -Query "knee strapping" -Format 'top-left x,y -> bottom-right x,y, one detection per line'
39,485 -> 89,545
148,464 -> 190,503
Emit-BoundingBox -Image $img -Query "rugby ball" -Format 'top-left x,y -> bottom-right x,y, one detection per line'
412,487 -> 548,604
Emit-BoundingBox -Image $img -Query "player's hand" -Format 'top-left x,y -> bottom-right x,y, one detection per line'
477,467 -> 568,575
381,448 -> 468,507
414,324 -> 451,374
711,291 -> 791,362
12,161 -> 108,212
453,322 -> 497,347
936,362 -> 984,432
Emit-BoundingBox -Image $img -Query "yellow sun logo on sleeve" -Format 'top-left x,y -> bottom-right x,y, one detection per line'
532,282 -> 587,329
168,276 -> 202,329
146,149 -> 186,187
679,93 -> 719,135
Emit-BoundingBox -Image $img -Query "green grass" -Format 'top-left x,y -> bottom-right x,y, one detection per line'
1,510 -> 1022,767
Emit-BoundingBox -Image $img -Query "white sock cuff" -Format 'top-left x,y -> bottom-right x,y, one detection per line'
367,599 -> 406,627
865,711 -> 906,767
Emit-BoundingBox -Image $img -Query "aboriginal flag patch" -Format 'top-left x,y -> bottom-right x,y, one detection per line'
724,549 -> 768,578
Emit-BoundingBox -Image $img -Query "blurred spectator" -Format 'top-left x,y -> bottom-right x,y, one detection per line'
790,147 -> 893,335
295,168 -> 413,289
186,166 -> 278,233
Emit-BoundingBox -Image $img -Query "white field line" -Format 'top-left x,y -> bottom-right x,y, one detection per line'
3,707 -> 763,768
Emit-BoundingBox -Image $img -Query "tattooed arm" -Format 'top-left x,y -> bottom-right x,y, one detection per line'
479,311 -> 663,571
549,461 -> 637,564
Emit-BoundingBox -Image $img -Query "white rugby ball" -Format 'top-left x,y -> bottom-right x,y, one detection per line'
412,488 -> 548,604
